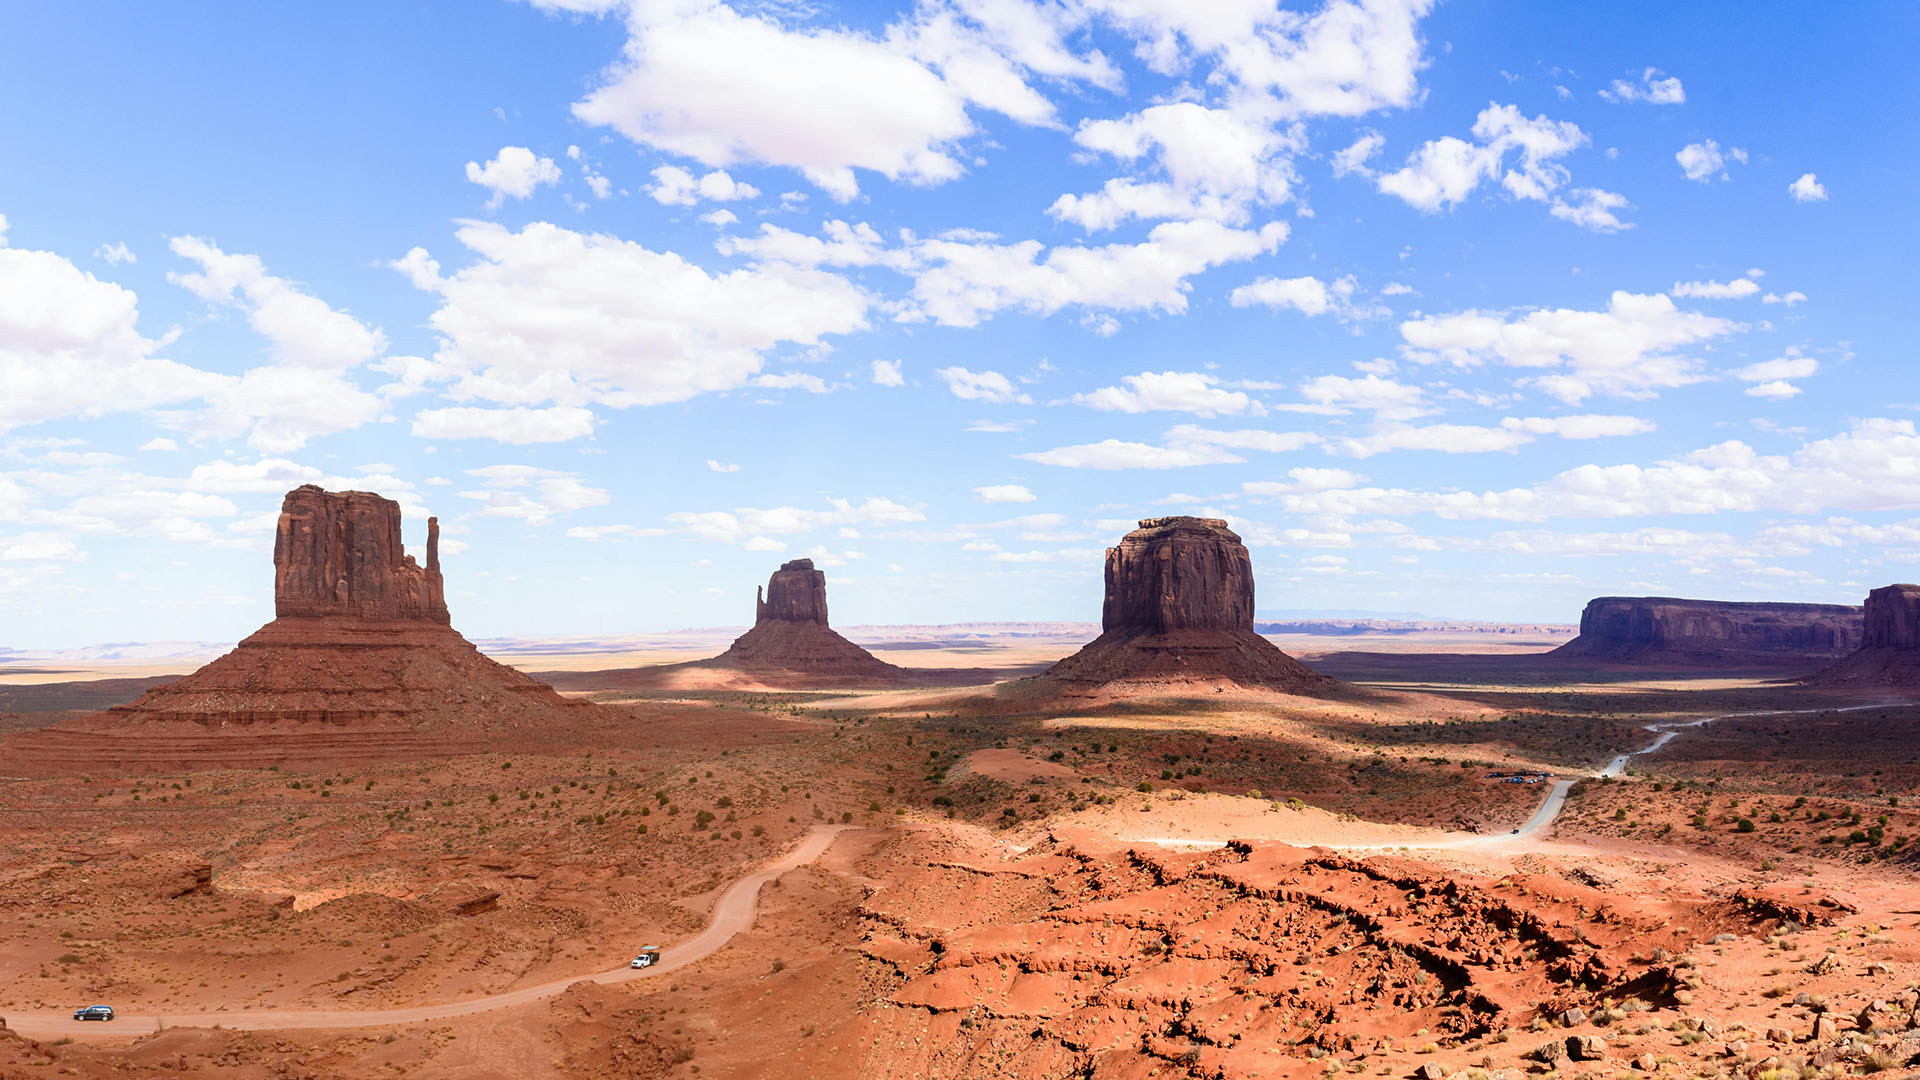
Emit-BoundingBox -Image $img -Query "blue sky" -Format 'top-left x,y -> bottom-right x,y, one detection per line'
3,0 -> 1918,646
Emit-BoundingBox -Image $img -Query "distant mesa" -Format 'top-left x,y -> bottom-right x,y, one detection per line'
1551,595 -> 1862,665
1808,584 -> 1920,686
1033,517 -> 1342,696
5,485 -> 582,772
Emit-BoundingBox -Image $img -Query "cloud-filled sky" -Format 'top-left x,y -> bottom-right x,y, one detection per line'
2,0 -> 1917,645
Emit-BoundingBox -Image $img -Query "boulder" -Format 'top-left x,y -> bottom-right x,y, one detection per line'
1567,1034 -> 1608,1061
1553,596 -> 1861,663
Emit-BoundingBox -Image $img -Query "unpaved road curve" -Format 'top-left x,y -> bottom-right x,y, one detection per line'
9,825 -> 849,1042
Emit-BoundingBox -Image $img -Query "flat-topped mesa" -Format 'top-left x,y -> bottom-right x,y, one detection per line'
274,485 -> 448,623
1038,517 -> 1341,695
755,558 -> 829,626
1553,596 -> 1862,662
1863,584 -> 1920,649
1103,517 -> 1254,634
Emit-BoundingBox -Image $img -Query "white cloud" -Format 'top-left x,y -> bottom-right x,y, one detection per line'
1164,425 -> 1318,453
1021,439 -> 1243,470
753,371 -> 831,393
936,366 -> 1030,404
393,220 -> 867,409
1671,277 -> 1761,300
1071,371 -> 1255,417
717,219 -> 907,269
1733,350 -> 1819,399
1049,102 -> 1299,229
1376,103 -> 1587,213
1745,380 -> 1801,400
647,165 -> 761,206
699,209 -> 738,227
870,359 -> 904,387
707,459 -> 740,473
667,496 -> 925,544
910,219 -> 1288,327
138,438 -> 178,452
95,242 -> 135,265
973,484 -> 1035,503
459,465 -> 609,525
1600,68 -> 1685,105
0,227 -> 217,436
1548,188 -> 1632,233
1299,373 -> 1429,419
1789,173 -> 1828,203
1763,290 -> 1808,307
1675,140 -> 1746,182
411,404 -> 597,443
168,236 -> 386,370
465,146 -> 563,207
1231,274 -> 1331,315
1331,132 -> 1385,178
1400,291 -> 1738,404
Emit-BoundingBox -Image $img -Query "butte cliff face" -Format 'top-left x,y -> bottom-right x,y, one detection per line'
274,484 -> 448,622
703,559 -> 906,686
6,486 -> 581,772
1808,584 -> 1920,685
1552,596 -> 1862,664
1037,517 -> 1339,695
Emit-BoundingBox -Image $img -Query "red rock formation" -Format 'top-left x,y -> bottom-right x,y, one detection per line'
1552,596 -> 1861,664
274,485 -> 448,623
708,559 -> 907,686
5,486 -> 583,773
1808,583 -> 1920,686
1036,518 -> 1339,695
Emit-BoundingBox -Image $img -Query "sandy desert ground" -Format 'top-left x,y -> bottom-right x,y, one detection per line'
1,629 -> 1917,1079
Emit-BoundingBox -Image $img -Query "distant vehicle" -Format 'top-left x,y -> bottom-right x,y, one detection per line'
630,946 -> 662,969
1511,828 -> 1520,835
73,1005 -> 114,1021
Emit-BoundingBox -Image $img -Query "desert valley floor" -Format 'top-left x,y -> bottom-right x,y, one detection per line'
2,627 -> 1918,1080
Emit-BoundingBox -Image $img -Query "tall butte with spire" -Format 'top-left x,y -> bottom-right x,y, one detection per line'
1034,517 -> 1341,696
7,485 -> 582,771
696,558 -> 907,686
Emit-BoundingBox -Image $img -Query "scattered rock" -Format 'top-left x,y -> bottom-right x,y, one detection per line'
1633,1052 -> 1657,1072
1413,1064 -> 1445,1080
1566,1034 -> 1607,1061
1531,1040 -> 1567,1064
1558,1007 -> 1588,1027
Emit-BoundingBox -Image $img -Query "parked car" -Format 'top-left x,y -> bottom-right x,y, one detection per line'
73,1005 -> 114,1021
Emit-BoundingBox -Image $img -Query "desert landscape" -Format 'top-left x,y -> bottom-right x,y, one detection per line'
0,495 -> 1916,1080
4,3 -> 1911,1078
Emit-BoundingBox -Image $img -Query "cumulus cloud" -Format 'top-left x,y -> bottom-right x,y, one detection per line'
666,496 -> 925,544
1070,371 -> 1255,417
1789,173 -> 1828,202
1049,102 -> 1299,229
910,219 -> 1288,327
465,146 -> 563,207
1400,290 -> 1739,404
1733,349 -> 1819,399
1375,103 -> 1625,230
973,484 -> 1035,503
870,359 -> 904,387
0,221 -> 219,436
647,165 -> 760,206
1676,140 -> 1747,182
937,366 -> 1030,404
1672,276 -> 1761,300
95,242 -> 135,265
1600,68 -> 1684,105
707,459 -> 740,473
392,220 -> 867,410
1548,188 -> 1632,233
459,464 -> 609,525
411,404 -> 597,443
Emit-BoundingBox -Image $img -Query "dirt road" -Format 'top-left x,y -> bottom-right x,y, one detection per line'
8,826 -> 848,1042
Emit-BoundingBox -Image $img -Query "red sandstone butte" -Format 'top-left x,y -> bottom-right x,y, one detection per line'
4,486 -> 582,772
1808,583 -> 1920,687
702,559 -> 908,685
1552,595 -> 1862,665
1036,517 -> 1339,695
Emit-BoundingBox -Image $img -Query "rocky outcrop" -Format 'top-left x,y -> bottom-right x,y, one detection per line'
756,558 -> 830,625
1036,518 -> 1340,695
1552,596 -> 1861,664
275,485 -> 448,623
1808,584 -> 1920,686
1863,584 -> 1920,649
707,559 -> 907,686
4,486 -> 583,773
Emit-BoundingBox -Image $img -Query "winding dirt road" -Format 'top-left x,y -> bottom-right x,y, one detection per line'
8,825 -> 848,1042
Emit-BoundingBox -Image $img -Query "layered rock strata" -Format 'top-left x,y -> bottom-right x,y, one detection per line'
1038,517 -> 1338,694
1552,596 -> 1862,664
7,487 -> 581,772
1808,583 -> 1920,685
